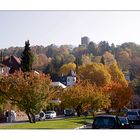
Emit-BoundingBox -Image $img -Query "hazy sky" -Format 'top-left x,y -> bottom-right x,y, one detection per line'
0,11 -> 140,48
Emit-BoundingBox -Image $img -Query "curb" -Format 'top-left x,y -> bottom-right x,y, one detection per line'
74,125 -> 87,130
74,123 -> 92,129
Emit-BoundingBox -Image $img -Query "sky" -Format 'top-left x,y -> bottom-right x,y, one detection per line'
1,11 -> 140,48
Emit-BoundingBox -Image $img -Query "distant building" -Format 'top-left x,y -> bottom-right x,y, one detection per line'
0,63 -> 9,76
66,69 -> 76,86
52,69 -> 77,87
81,36 -> 90,47
2,55 -> 21,74
123,71 -> 130,81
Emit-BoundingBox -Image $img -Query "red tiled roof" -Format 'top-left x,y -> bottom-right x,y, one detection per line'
0,63 -> 7,67
11,55 -> 21,64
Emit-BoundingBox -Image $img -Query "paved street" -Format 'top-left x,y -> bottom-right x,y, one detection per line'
0,115 -> 70,126
133,125 -> 140,129
81,123 -> 140,129
1,114 -> 140,129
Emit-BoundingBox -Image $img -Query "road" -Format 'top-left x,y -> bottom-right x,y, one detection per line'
0,115 -> 71,126
82,123 -> 140,129
133,125 -> 140,129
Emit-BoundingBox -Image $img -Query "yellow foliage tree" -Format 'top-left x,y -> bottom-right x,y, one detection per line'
59,62 -> 76,76
108,63 -> 128,86
78,63 -> 111,86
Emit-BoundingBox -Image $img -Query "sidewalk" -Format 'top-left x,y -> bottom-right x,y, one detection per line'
0,120 -> 29,126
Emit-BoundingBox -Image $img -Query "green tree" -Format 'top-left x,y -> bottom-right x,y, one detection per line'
21,40 -> 34,72
87,41 -> 97,55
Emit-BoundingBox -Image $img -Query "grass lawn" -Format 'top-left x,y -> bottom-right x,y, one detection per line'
0,116 -> 93,129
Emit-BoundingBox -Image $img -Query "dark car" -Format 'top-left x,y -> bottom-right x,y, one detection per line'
137,109 -> 140,115
92,115 -> 122,129
0,112 -> 6,123
64,109 -> 77,116
118,117 -> 133,129
126,110 -> 140,124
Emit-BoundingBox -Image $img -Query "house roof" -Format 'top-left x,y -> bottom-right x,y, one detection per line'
51,82 -> 66,88
3,55 -> 21,67
0,63 -> 7,67
2,55 -> 21,73
67,69 -> 76,76
12,55 -> 21,64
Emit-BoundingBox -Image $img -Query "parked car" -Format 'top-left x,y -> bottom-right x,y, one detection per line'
0,112 -> 6,123
136,109 -> 140,115
131,109 -> 140,115
64,109 -> 77,116
35,111 -> 46,121
121,107 -> 130,114
92,115 -> 122,129
45,111 -> 56,119
118,117 -> 133,129
126,110 -> 140,124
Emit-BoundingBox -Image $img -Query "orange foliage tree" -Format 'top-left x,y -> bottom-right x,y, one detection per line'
57,81 -> 110,116
102,82 -> 133,111
0,71 -> 56,123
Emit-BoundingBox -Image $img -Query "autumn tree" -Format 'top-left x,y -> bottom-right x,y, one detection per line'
130,56 -> 140,80
108,63 -> 128,86
59,62 -> 76,76
81,54 -> 93,66
78,63 -> 111,86
21,40 -> 34,72
58,81 -> 110,116
103,82 -> 133,111
102,51 -> 116,66
92,56 -> 102,63
116,50 -> 131,71
0,93 -> 7,112
63,54 -> 75,64
0,71 -> 56,123
33,54 -> 49,71
72,46 -> 88,63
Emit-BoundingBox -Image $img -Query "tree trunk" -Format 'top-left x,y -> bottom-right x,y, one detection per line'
105,109 -> 110,114
26,111 -> 36,123
118,108 -> 121,113
26,112 -> 32,123
76,105 -> 82,117
30,112 -> 36,123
